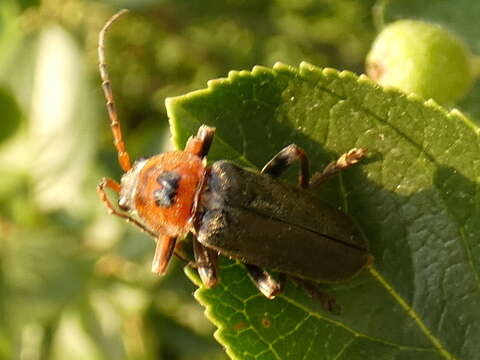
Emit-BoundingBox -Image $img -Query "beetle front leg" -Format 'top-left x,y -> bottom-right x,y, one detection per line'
245,264 -> 284,299
309,148 -> 366,187
185,125 -> 216,159
97,177 -> 157,237
193,238 -> 219,288
261,144 -> 310,188
152,234 -> 177,275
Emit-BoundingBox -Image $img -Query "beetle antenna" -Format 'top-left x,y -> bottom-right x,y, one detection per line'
98,9 -> 132,172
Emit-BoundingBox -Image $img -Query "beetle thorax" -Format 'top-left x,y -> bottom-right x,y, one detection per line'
120,151 -> 206,237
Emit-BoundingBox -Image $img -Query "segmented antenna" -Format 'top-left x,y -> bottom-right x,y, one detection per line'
98,9 -> 132,172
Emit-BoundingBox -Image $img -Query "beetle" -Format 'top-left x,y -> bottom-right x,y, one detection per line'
97,10 -> 371,313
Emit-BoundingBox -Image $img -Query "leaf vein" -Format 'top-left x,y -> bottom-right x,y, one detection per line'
280,294 -> 433,352
368,266 -> 457,360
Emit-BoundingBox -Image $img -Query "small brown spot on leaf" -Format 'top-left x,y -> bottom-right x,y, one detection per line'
233,322 -> 248,331
262,318 -> 271,328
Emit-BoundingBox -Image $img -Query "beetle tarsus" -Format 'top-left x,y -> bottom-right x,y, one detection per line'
310,148 -> 367,187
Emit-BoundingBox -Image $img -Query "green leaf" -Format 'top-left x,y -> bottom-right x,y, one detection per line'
29,24 -> 97,213
0,87 -> 21,144
382,0 -> 480,54
166,62 -> 480,360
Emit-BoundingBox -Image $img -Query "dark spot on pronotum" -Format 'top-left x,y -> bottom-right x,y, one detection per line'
154,171 -> 181,207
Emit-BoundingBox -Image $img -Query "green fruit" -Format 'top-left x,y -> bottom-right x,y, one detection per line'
366,20 -> 474,104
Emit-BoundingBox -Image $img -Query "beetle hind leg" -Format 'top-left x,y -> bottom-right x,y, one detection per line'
245,264 -> 285,299
293,277 -> 341,315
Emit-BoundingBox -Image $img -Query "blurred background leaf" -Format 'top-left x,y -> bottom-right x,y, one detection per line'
0,0 -> 477,359
382,0 -> 480,52
0,87 -> 21,144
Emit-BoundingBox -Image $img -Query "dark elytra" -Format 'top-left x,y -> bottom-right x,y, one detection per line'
195,161 -> 368,283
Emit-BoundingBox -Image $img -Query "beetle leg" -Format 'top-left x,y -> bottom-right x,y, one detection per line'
310,148 -> 366,188
193,238 -> 219,288
174,240 -> 196,266
185,125 -> 216,159
152,234 -> 177,275
245,264 -> 283,299
261,144 -> 310,188
98,178 -> 189,265
293,277 -> 341,314
97,177 -> 158,237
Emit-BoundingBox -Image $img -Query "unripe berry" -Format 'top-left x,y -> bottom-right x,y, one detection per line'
366,20 -> 474,104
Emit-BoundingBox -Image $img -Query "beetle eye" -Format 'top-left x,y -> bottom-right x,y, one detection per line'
118,197 -> 130,211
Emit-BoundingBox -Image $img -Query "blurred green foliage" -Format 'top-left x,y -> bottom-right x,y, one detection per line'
3,0 -> 454,358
